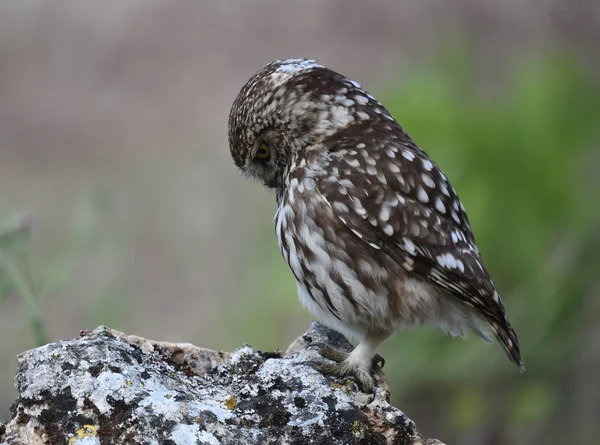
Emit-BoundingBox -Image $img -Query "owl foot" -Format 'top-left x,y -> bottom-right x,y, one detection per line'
312,359 -> 375,393
313,344 -> 349,363
313,344 -> 384,370
309,344 -> 378,393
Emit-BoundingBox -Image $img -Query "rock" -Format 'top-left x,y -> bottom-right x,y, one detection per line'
0,322 -> 445,445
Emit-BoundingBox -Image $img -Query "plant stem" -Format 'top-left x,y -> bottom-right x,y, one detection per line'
0,250 -> 48,346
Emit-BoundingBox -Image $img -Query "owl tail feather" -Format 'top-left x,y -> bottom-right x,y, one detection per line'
490,320 -> 525,372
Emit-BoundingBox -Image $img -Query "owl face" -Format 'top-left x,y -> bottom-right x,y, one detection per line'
230,125 -> 290,189
228,59 -> 383,188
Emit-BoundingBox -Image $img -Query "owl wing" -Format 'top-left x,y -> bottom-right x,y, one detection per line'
315,133 -> 507,325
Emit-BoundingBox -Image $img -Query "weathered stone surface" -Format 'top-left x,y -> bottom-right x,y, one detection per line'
0,322 -> 445,445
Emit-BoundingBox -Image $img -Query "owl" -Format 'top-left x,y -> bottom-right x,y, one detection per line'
228,59 -> 523,392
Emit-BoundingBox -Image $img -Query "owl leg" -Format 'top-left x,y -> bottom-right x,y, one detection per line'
316,345 -> 385,369
312,331 -> 389,393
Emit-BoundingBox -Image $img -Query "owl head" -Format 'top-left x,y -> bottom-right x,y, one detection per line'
228,58 -> 391,188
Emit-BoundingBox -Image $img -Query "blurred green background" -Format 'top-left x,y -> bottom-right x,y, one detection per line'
1,1 -> 599,444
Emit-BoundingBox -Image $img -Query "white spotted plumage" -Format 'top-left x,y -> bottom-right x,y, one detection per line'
229,58 -> 524,390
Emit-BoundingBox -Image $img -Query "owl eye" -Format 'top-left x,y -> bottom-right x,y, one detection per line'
255,142 -> 271,160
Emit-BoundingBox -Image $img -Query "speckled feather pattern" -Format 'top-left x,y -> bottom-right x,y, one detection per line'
229,59 -> 523,372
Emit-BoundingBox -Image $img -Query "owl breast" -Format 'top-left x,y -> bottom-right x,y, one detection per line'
274,166 -> 477,341
275,172 -> 405,340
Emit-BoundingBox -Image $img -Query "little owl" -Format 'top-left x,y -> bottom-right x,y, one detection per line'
228,59 -> 523,392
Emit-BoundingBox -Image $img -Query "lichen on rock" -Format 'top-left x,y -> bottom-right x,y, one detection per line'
0,322 -> 445,444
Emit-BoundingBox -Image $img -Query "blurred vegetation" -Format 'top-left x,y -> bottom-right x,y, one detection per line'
0,214 -> 47,346
0,194 -> 103,347
234,49 -> 600,444
379,49 -> 600,443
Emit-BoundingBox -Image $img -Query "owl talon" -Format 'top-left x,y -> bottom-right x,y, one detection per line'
372,353 -> 385,370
